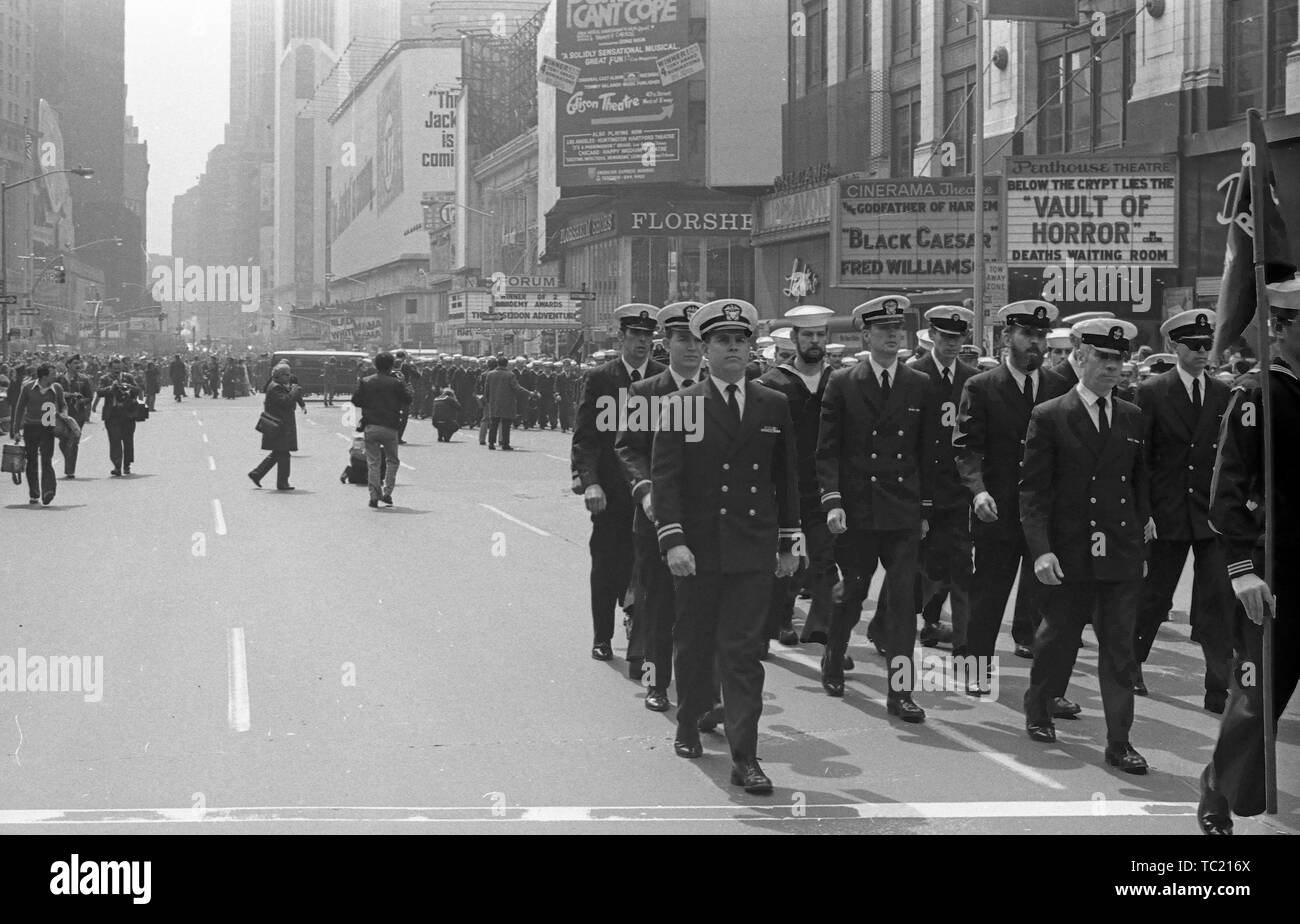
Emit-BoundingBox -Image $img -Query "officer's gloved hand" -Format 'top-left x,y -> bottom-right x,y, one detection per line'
1034,553 -> 1064,586
584,484 -> 607,514
1231,573 -> 1275,626
666,545 -> 695,577
827,507 -> 847,535
973,491 -> 998,523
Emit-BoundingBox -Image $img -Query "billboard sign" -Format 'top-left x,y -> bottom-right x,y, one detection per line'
833,176 -> 1001,288
983,0 -> 1077,22
1003,154 -> 1178,268
555,0 -> 691,186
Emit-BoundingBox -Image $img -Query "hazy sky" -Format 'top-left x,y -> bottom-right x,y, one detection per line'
125,0 -> 231,254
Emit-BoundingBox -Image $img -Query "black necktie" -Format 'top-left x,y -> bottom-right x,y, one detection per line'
630,369 -> 642,383
942,367 -> 951,387
1192,377 -> 1202,412
880,370 -> 891,402
681,378 -> 693,387
1023,375 -> 1034,406
1097,397 -> 1109,437
726,383 -> 740,422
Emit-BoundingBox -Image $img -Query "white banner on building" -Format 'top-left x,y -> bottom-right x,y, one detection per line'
538,56 -> 581,94
657,43 -> 704,86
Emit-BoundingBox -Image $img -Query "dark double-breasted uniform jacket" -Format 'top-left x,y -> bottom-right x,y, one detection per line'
953,363 -> 1071,533
909,354 -> 976,511
1020,388 -> 1150,583
756,363 -> 832,510
614,368 -> 691,538
1135,368 -> 1231,543
572,357 -> 665,499
816,359 -> 936,530
652,378 -> 800,573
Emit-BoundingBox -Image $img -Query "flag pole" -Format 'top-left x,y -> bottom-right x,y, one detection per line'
1246,109 -> 1277,815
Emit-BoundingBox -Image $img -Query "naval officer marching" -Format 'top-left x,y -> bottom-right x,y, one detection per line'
651,298 -> 801,794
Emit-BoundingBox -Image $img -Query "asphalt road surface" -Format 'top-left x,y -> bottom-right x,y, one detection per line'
1,395 -> 1296,834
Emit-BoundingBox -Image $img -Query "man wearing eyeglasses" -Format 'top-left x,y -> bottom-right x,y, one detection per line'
1132,310 -> 1234,713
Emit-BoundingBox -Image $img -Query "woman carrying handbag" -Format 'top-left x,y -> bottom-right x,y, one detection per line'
248,364 -> 302,491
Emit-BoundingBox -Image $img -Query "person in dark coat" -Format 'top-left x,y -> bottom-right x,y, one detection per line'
169,355 -> 188,402
572,304 -> 665,661
1133,309 -> 1234,711
144,361 -> 161,410
92,362 -> 143,476
1020,318 -> 1150,774
248,365 -> 301,490
431,387 -> 461,442
483,360 -> 537,450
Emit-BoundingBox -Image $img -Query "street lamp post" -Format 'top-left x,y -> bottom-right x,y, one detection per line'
1,166 -> 95,360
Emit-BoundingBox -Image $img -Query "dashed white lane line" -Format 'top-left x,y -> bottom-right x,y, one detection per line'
208,457 -> 216,471
400,462 -> 415,470
544,454 -> 568,462
334,433 -> 350,443
766,648 -> 1066,791
478,503 -> 551,537
212,499 -> 227,535
226,628 -> 251,733
202,433 -> 208,443
0,800 -> 1200,825
197,420 -> 203,426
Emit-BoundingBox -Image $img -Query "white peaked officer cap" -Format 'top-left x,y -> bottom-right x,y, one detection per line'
1046,328 -> 1074,349
784,304 -> 835,329
755,336 -> 775,348
1160,309 -> 1217,343
1073,317 -> 1139,355
924,304 -> 975,334
852,294 -> 910,329
898,348 -> 914,361
1060,310 -> 1115,326
977,356 -> 999,370
689,298 -> 759,339
826,343 -> 847,355
840,356 -> 859,366
1266,275 -> 1300,316
658,301 -> 702,330
854,350 -> 871,360
916,329 -> 934,348
613,303 -> 660,333
1141,352 -> 1177,373
760,344 -> 777,361
998,300 -> 1058,329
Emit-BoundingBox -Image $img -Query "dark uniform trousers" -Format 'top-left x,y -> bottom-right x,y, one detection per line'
768,505 -> 835,643
824,528 -> 920,690
589,495 -> 634,645
1024,579 -> 1140,742
104,418 -> 136,471
674,570 -> 772,761
1134,537 -> 1233,695
872,504 -> 974,645
967,520 -> 1043,656
633,528 -> 674,688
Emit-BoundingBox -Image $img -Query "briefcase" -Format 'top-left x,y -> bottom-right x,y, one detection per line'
2,443 -> 25,475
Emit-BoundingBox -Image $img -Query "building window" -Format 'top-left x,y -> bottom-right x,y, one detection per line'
942,68 -> 976,175
1038,28 -> 1135,154
845,0 -> 870,74
891,89 -> 920,177
944,0 -> 976,38
1226,0 -> 1298,116
893,0 -> 920,61
805,0 -> 828,90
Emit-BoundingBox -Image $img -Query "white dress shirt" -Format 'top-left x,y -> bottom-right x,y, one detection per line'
1075,382 -> 1112,431
867,355 -> 899,390
622,359 -> 650,381
1176,364 -> 1205,404
1005,359 -> 1042,398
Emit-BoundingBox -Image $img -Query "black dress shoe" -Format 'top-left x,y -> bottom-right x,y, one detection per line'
730,758 -> 773,794
1104,742 -> 1149,774
110,469 -> 121,477
381,494 -> 393,506
644,688 -> 670,712
122,466 -> 131,475
368,498 -> 379,508
821,675 -> 844,697
1051,696 -> 1082,719
1197,765 -> 1233,835
276,485 -> 295,491
843,653 -> 855,671
1014,644 -> 1033,659
919,622 -> 953,647
674,729 -> 703,759
1026,723 -> 1056,743
865,624 -> 886,656
777,626 -> 799,646
1133,664 -> 1148,696
1204,691 -> 1227,715
696,705 -> 724,733
590,642 -> 613,661
887,696 -> 926,723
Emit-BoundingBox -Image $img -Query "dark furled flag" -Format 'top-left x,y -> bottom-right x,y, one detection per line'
1214,109 -> 1297,359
